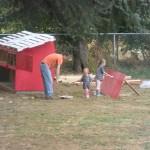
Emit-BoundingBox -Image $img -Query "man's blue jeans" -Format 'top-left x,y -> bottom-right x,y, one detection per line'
40,63 -> 53,97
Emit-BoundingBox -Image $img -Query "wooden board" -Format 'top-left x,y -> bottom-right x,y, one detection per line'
0,82 -> 15,93
59,95 -> 73,99
124,79 -> 142,85
59,74 -> 95,84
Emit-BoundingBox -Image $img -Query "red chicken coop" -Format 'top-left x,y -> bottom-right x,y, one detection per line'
0,31 -> 56,93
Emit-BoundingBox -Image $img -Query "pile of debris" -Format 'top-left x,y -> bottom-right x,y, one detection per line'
59,74 -> 142,85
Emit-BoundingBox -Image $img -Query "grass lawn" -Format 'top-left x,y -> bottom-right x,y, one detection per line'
0,82 -> 150,150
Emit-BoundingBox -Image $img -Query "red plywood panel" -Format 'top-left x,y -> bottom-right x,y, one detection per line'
101,70 -> 126,99
16,53 -> 33,72
15,42 -> 55,91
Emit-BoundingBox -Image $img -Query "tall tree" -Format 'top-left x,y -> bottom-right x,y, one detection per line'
1,0 -> 150,71
0,0 -> 100,72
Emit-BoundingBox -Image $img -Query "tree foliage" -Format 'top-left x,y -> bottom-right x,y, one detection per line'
0,0 -> 150,71
1,0 -> 150,33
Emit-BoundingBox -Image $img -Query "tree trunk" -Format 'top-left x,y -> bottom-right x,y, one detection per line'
141,50 -> 146,62
73,40 -> 89,73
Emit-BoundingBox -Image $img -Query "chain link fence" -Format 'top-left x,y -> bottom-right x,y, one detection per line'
91,33 -> 150,67
52,33 -> 150,73
1,33 -> 150,71
111,33 -> 150,65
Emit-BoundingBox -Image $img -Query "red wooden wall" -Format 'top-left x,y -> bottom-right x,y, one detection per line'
15,41 -> 55,91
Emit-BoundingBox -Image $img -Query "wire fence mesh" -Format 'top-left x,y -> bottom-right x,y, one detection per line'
91,33 -> 150,67
0,33 -> 150,70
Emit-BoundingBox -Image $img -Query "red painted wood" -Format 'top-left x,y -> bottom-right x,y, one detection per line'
16,53 -> 33,72
101,70 -> 126,99
14,41 -> 55,91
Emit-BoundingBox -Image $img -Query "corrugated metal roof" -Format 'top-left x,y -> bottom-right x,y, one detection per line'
0,31 -> 55,51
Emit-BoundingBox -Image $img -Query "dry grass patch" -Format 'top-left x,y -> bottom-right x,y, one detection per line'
0,83 -> 150,150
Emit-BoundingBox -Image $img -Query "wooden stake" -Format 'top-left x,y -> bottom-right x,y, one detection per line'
124,80 -> 140,96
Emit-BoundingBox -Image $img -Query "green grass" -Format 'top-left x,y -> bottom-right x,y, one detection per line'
116,63 -> 150,79
121,67 -> 150,79
0,83 -> 150,150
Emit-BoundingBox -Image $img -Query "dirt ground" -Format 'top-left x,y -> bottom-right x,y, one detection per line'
0,82 -> 150,150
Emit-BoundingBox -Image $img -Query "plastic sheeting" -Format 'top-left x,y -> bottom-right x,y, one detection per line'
140,80 -> 150,88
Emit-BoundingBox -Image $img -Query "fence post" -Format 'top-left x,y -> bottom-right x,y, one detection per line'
113,34 -> 117,66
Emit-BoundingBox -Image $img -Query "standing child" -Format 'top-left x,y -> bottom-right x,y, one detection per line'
80,68 -> 92,98
95,58 -> 113,96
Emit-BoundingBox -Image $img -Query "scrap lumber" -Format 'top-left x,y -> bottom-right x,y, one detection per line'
59,95 -> 73,99
59,74 -> 134,85
125,76 -> 131,80
59,75 -> 81,84
59,74 -> 95,84
124,79 -> 142,85
124,80 -> 140,96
